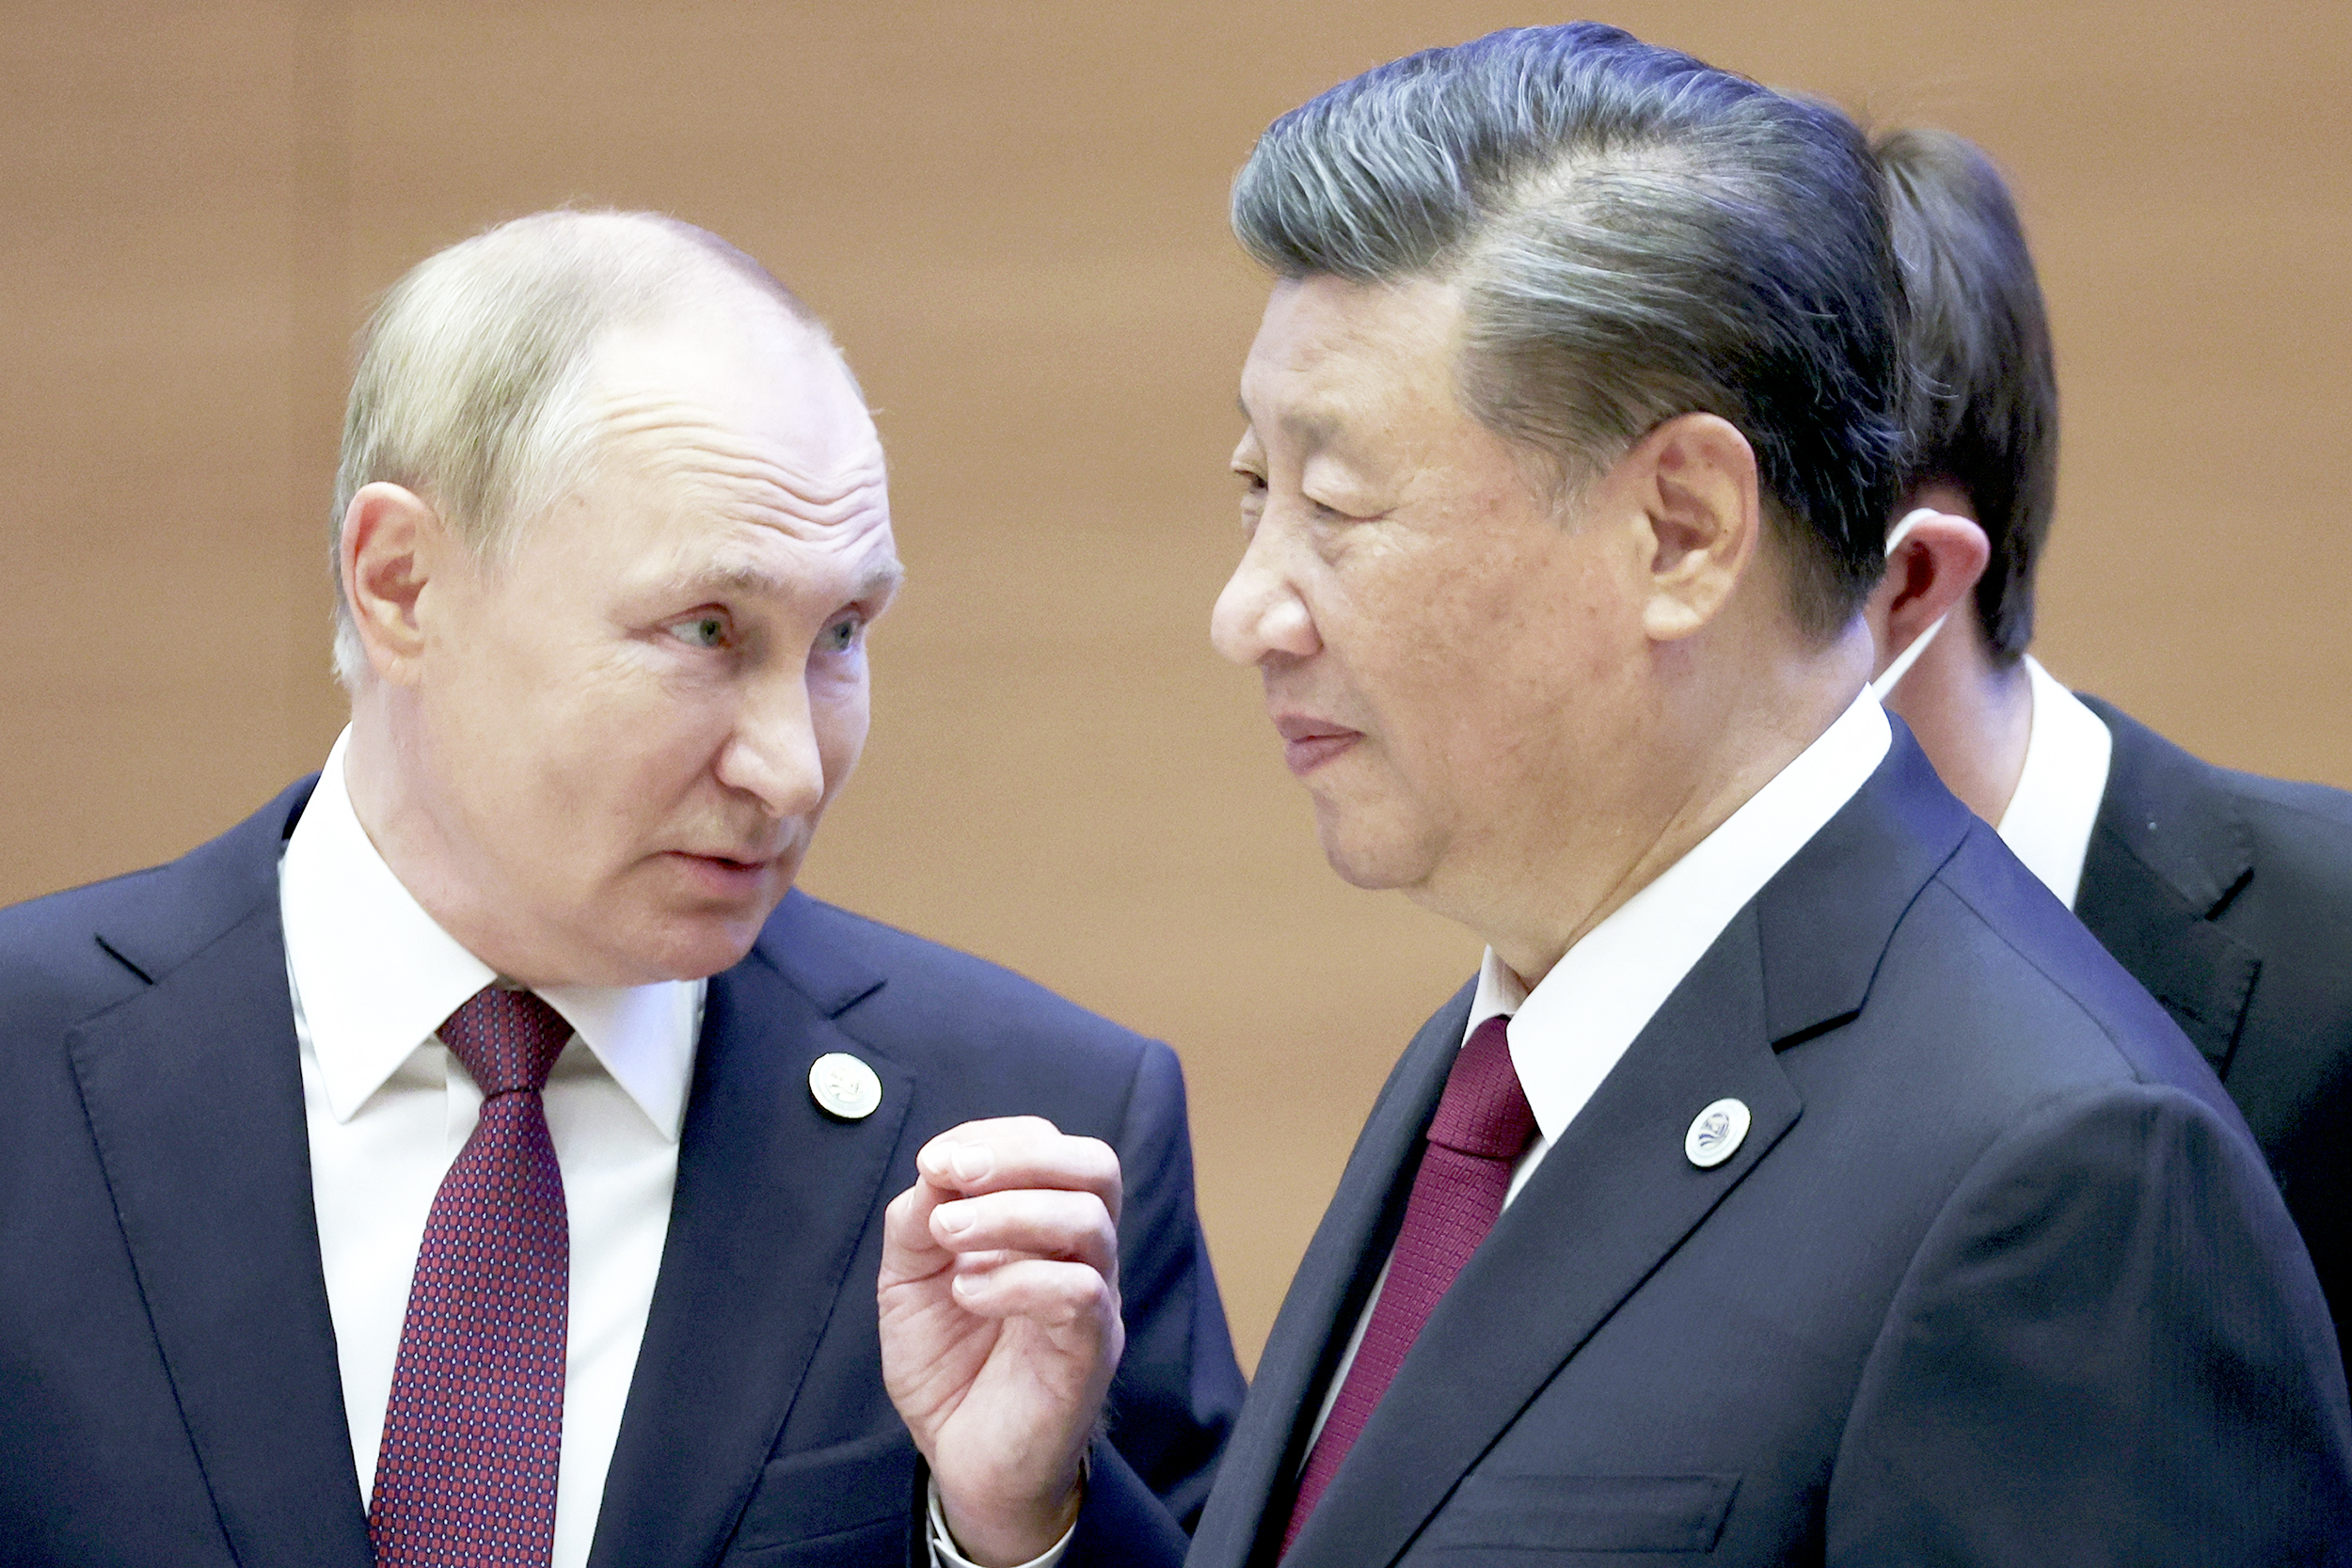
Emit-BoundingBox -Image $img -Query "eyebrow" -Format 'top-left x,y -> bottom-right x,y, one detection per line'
851,560 -> 907,603
660,558 -> 905,606
1235,395 -> 1341,451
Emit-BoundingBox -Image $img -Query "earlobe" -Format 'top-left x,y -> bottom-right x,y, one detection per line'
342,483 -> 446,685
1633,414 -> 1761,642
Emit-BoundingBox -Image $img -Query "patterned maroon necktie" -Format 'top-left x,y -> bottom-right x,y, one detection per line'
370,986 -> 573,1568
1282,1014 -> 1534,1556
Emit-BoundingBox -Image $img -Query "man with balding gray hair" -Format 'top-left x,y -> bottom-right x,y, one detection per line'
0,210 -> 1241,1568
882,24 -> 2350,1566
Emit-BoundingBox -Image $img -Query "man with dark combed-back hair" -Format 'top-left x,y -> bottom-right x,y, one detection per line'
1862,126 -> 2352,1379
881,24 -> 2351,1568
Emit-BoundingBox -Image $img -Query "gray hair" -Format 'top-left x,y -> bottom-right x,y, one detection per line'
1232,23 -> 1907,638
328,209 -> 824,687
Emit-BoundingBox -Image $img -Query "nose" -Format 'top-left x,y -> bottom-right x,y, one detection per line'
714,665 -> 830,821
1211,529 -> 1319,667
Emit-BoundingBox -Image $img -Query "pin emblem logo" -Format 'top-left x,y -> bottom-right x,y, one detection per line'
1684,1097 -> 1751,1168
809,1053 -> 883,1121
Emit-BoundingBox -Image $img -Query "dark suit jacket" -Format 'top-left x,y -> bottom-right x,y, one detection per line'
2077,695 -> 2352,1372
0,778 -> 1243,1568
1178,730 -> 2351,1567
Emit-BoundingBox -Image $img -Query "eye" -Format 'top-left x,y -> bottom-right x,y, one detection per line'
818,614 -> 865,656
665,611 -> 733,650
1234,468 -> 1268,535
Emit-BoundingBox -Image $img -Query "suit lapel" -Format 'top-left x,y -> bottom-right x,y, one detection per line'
1279,918 -> 1802,1568
1260,733 -> 1970,1568
589,917 -> 913,1568
1187,987 -> 1470,1568
69,781 -> 375,1568
2075,696 -> 2260,1071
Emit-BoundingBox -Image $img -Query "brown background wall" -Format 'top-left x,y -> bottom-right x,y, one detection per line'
6,1 -> 2348,1371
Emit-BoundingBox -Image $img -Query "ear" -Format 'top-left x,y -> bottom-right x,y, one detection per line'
1861,509 -> 1990,672
340,482 -> 456,687
1626,413 -> 1761,642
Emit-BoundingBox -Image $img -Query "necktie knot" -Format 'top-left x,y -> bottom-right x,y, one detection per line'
438,985 -> 571,1098
1426,1015 -> 1536,1161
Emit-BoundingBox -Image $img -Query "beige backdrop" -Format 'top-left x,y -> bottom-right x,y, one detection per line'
7,1 -> 2349,1370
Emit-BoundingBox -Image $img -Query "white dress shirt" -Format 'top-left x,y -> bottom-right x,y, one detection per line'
279,730 -> 703,1568
1992,656 -> 2114,910
1302,691 -> 1894,1454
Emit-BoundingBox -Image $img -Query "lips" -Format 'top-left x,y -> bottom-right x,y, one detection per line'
666,849 -> 784,899
1272,714 -> 1362,777
681,848 -> 775,867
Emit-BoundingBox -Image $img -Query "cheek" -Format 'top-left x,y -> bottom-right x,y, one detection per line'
1359,541 -> 1616,771
1327,548 -> 1496,725
542,659 -> 734,801
811,672 -> 872,786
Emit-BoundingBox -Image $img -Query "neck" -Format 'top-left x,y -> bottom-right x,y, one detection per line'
1882,611 -> 2033,826
1438,618 -> 1876,990
343,689 -> 533,984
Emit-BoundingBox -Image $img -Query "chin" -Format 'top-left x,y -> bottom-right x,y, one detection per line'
665,915 -> 773,980
1313,811 -> 1435,894
597,906 -> 774,985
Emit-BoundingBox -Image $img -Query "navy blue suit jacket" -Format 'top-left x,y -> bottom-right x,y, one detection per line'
0,778 -> 1243,1567
1181,730 -> 2352,1567
2076,695 -> 2352,1371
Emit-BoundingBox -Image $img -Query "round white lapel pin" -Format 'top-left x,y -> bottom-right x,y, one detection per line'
809,1053 -> 883,1121
1684,1098 -> 1751,1169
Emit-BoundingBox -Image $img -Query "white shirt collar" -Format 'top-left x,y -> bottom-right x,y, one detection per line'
280,729 -> 701,1138
1993,656 -> 2114,911
1468,690 -> 1893,1144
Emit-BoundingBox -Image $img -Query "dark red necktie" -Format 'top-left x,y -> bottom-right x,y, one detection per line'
370,986 -> 573,1568
1283,1015 -> 1535,1555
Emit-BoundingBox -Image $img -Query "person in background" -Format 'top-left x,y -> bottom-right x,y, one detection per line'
0,209 -> 1241,1568
1861,125 -> 2352,1370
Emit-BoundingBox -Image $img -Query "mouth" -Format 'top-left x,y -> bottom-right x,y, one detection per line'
1272,714 -> 1363,777
664,849 -> 787,900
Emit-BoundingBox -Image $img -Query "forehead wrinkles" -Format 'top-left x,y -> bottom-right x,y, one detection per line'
590,388 -> 889,539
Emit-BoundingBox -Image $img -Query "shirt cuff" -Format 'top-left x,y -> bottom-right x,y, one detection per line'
926,1475 -> 1076,1568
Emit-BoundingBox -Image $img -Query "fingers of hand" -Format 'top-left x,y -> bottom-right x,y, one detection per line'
946,1255 -> 1125,1334
916,1117 -> 1122,1223
930,1187 -> 1119,1278
880,1179 -> 954,1279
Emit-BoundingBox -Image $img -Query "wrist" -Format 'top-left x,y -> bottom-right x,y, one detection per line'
936,1457 -> 1087,1568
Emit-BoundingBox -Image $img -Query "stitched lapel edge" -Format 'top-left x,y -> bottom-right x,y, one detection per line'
1279,917 -> 1799,1568
587,940 -> 914,1568
1186,983 -> 1470,1568
2075,698 -> 2260,1069
69,796 -> 373,1568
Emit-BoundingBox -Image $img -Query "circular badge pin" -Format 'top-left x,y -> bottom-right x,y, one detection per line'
1684,1097 -> 1751,1169
808,1053 -> 883,1121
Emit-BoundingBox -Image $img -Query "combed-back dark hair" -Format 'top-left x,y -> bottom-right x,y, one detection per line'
1875,128 -> 2058,664
1231,22 -> 1908,638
